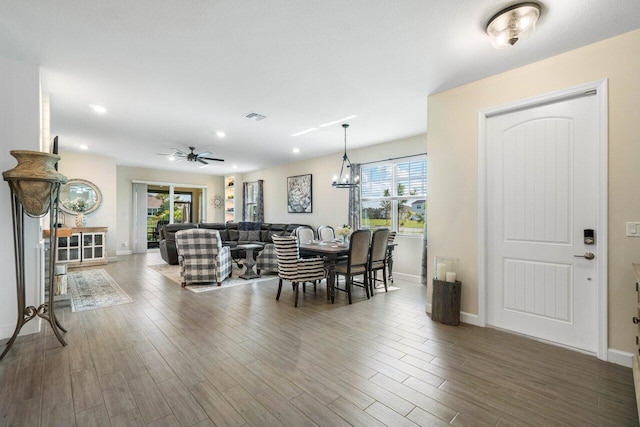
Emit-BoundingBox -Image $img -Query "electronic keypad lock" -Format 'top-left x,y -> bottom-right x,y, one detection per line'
584,229 -> 595,245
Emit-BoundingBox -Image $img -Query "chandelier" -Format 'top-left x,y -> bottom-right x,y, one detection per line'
332,123 -> 359,188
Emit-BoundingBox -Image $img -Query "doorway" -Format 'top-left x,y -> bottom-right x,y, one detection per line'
132,181 -> 207,253
478,81 -> 608,358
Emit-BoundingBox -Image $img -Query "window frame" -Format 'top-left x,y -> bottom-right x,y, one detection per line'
359,155 -> 426,237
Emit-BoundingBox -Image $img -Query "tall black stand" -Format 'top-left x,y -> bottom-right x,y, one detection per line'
0,181 -> 67,361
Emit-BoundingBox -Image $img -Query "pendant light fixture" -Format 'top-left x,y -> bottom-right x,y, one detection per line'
332,123 -> 359,188
486,2 -> 541,49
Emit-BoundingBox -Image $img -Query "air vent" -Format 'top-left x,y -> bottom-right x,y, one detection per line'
244,112 -> 267,121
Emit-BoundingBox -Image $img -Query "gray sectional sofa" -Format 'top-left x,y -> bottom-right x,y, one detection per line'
159,221 -> 309,265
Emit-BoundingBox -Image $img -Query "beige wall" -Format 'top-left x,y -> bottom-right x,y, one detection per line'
58,151 -> 118,259
116,166 -> 224,253
243,134 -> 427,279
427,29 -> 640,353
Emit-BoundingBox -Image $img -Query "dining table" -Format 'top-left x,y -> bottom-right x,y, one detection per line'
299,242 -> 349,303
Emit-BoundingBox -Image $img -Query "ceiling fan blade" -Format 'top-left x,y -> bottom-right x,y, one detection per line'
197,159 -> 209,165
199,156 -> 225,162
197,151 -> 213,157
171,147 -> 187,155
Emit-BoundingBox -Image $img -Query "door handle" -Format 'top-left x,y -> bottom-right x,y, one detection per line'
574,252 -> 595,260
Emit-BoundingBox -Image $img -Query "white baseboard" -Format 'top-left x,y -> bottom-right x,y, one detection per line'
424,303 -> 481,326
1,318 -> 40,340
608,348 -> 634,368
115,250 -> 132,256
393,272 -> 421,283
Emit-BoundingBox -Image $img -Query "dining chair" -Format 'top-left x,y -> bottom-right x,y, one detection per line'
317,225 -> 335,242
386,231 -> 397,282
368,228 -> 390,295
294,226 -> 315,244
334,229 -> 371,304
272,235 -> 326,307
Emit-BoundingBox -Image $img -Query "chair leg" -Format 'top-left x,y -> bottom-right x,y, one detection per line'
276,278 -> 283,300
294,282 -> 299,307
347,276 -> 352,304
181,282 -> 186,288
364,272 -> 370,299
382,265 -> 388,292
303,282 -> 306,293
371,270 -> 377,296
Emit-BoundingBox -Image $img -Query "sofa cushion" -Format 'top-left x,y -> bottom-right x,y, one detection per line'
228,229 -> 239,241
239,230 -> 260,241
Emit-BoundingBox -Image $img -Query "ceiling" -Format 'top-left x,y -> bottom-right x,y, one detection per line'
1,1 -> 639,175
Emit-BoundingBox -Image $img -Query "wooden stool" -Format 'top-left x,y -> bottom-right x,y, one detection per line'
431,278 -> 461,326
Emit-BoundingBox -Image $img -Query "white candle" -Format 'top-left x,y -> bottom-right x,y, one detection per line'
445,272 -> 457,283
436,263 -> 447,281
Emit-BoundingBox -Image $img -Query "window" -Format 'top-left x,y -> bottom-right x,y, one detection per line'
360,156 -> 426,236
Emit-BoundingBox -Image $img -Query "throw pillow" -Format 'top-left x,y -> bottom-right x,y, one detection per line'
248,230 -> 261,241
229,229 -> 239,241
238,230 -> 250,241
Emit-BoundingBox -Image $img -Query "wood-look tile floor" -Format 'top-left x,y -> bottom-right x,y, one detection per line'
1,252 -> 637,426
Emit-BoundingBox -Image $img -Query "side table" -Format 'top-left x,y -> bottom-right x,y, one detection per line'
237,244 -> 262,280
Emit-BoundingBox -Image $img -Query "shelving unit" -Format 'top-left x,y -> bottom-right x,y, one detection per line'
224,176 -> 236,222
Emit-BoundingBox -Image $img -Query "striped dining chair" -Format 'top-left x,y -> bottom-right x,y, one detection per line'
272,235 -> 326,307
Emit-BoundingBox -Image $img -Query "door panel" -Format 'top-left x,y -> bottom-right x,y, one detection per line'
487,94 -> 598,353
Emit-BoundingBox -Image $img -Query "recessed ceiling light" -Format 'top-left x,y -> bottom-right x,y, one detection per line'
293,148 -> 300,154
168,155 -> 176,161
79,144 -> 88,150
291,127 -> 317,137
199,164 -> 209,169
232,164 -> 238,169
216,131 -> 226,138
89,104 -> 107,114
319,115 -> 357,128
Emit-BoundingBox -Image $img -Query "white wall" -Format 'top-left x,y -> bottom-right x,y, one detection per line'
243,134 -> 427,279
116,166 -> 224,254
0,56 -> 42,338
58,151 -> 118,259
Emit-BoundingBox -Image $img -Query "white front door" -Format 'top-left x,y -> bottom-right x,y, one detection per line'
486,93 -> 599,353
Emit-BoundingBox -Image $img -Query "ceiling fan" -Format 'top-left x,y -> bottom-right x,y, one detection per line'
158,146 -> 224,166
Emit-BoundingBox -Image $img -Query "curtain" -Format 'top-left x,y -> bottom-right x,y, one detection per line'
421,214 -> 428,285
256,179 -> 264,222
348,163 -> 361,230
132,182 -> 148,253
242,182 -> 248,221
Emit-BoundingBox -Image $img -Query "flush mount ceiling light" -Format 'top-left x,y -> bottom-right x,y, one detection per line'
332,123 -> 359,189
486,2 -> 541,49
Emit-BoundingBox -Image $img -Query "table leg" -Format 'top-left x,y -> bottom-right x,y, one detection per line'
327,254 -> 337,303
240,248 -> 260,280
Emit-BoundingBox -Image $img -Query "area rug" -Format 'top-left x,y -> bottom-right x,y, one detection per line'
147,262 -> 276,293
67,269 -> 133,312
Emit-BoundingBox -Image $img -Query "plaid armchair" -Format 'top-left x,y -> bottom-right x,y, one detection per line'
256,243 -> 278,273
175,229 -> 232,287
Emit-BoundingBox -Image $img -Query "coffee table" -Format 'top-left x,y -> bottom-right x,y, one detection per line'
236,243 -> 262,280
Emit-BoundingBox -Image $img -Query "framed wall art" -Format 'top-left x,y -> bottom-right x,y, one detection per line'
287,174 -> 312,213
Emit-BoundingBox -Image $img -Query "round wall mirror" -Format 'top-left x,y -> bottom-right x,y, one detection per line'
59,178 -> 102,215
